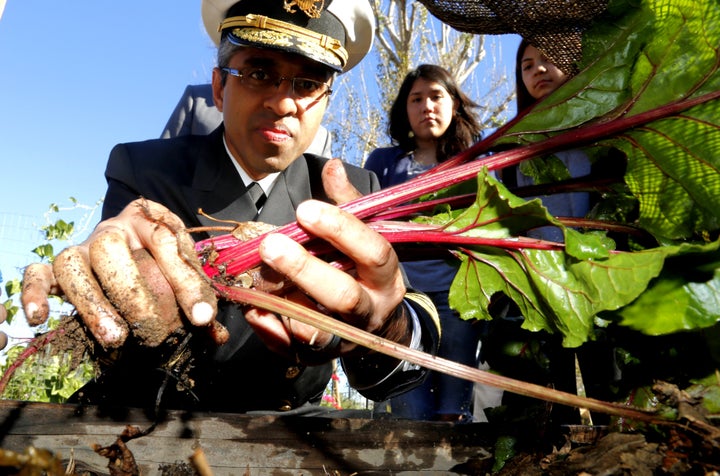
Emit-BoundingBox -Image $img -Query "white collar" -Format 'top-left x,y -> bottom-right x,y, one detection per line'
222,135 -> 280,196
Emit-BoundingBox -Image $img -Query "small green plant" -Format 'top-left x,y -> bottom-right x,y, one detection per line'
0,198 -> 101,402
0,334 -> 95,403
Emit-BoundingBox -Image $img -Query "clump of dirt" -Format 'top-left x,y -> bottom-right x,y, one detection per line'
46,313 -> 99,370
500,432 -> 663,475
29,311 -> 197,402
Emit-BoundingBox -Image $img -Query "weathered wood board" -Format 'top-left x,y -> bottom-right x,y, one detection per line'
0,400 -> 494,475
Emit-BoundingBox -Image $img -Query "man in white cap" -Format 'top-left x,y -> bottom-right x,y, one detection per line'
21,0 -> 439,414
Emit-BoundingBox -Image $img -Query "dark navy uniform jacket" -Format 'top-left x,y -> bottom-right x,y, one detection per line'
73,126 -> 439,413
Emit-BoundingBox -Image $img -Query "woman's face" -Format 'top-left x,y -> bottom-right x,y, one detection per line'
406,78 -> 456,143
520,45 -> 568,100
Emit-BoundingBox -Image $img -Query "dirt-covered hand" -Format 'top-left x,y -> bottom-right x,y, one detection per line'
23,199 -> 222,349
0,305 -> 7,350
22,263 -> 63,326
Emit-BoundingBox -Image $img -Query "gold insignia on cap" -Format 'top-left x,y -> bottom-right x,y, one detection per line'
220,14 -> 348,68
232,27 -> 293,49
283,0 -> 324,19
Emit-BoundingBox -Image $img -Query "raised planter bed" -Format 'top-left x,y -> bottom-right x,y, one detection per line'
0,400 -> 493,475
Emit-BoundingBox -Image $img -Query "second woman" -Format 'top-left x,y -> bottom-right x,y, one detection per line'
365,64 -> 483,422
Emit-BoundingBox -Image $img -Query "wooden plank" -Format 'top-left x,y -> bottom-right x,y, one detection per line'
0,400 -> 494,475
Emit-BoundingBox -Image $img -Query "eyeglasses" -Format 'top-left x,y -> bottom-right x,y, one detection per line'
221,67 -> 333,103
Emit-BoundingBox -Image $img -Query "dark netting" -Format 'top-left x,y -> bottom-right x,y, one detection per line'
415,0 -> 610,75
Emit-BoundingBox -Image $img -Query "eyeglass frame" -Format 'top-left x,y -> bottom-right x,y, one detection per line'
220,67 -> 333,103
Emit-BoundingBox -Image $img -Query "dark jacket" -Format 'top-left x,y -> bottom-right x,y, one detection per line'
75,127 -> 438,413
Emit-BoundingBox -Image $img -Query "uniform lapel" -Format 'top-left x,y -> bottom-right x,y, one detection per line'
186,128 -> 326,233
256,157 -> 314,226
182,128 -> 258,233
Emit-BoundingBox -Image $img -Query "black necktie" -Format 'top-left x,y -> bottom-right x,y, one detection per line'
247,181 -> 266,217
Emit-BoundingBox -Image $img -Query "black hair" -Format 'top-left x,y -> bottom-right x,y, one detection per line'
515,39 -> 538,113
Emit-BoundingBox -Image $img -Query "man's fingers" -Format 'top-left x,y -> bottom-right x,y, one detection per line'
244,307 -> 294,358
21,263 -> 60,326
104,199 -> 217,327
294,201 -> 402,304
90,231 -> 182,347
322,158 -> 363,205
295,200 -> 398,275
53,247 -> 129,348
293,200 -> 404,328
245,295 -> 339,362
134,218 -> 217,326
259,231 -> 383,334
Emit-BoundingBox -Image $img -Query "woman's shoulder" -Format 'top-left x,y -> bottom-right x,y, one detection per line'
367,145 -> 403,158
365,146 -> 406,167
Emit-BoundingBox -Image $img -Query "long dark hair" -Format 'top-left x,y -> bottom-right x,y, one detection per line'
388,64 -> 481,161
515,39 -> 537,113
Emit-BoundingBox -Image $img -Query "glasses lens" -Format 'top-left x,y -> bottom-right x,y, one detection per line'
244,68 -> 275,89
292,78 -> 327,100
225,68 -> 329,101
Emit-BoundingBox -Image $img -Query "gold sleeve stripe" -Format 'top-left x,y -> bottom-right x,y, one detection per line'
404,292 -> 441,338
220,14 -> 348,66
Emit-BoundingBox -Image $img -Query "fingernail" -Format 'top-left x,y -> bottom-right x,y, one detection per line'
296,200 -> 323,225
25,302 -> 38,319
260,233 -> 286,263
192,301 -> 214,326
328,159 -> 347,178
98,317 -> 127,345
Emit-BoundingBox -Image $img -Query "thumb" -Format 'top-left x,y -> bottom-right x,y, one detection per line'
322,158 -> 363,205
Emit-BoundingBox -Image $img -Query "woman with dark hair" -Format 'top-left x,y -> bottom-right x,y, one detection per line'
515,38 -> 573,112
484,40 -> 628,426
385,64 -> 483,169
364,64 -> 483,422
510,39 -> 591,242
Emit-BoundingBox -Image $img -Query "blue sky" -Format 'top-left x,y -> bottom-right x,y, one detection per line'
0,2 -> 518,217
0,1 -> 220,289
0,1 -> 216,219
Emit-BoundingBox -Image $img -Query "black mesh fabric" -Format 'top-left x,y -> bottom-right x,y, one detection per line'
415,0 -> 609,75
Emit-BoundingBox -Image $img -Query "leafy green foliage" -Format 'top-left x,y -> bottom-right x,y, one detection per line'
447,170 -> 672,347
3,279 -> 21,323
0,199 -> 100,403
689,374 -> 720,414
492,435 -> 517,472
31,243 -> 54,261
41,219 -> 74,242
498,0 -> 720,243
0,342 -> 94,403
442,0 -> 720,346
28,218 -> 75,263
613,241 -> 720,334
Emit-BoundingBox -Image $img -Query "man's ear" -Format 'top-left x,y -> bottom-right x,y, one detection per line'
211,68 -> 224,112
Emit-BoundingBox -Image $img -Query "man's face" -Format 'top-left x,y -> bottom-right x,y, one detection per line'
212,47 -> 332,180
